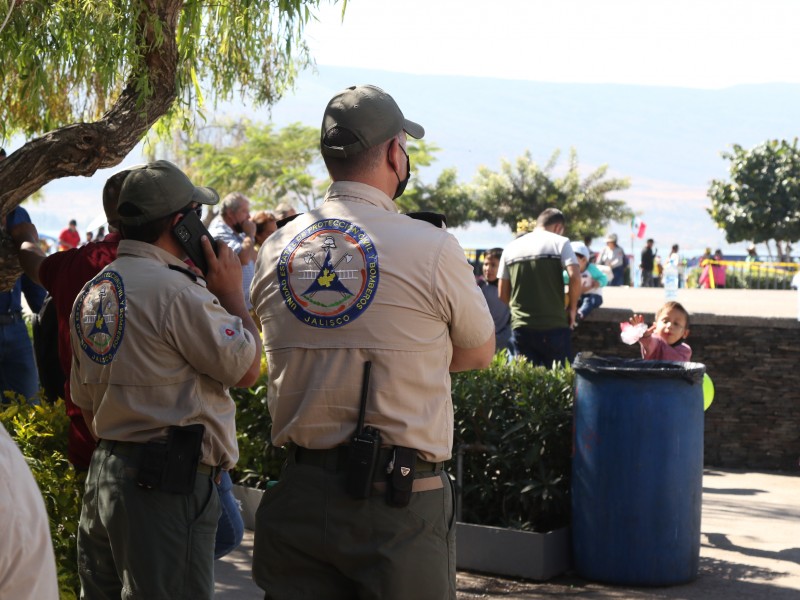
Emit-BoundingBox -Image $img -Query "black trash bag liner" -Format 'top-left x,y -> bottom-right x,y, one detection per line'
573,352 -> 705,385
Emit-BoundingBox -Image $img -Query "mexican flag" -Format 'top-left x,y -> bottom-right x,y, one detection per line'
631,216 -> 646,239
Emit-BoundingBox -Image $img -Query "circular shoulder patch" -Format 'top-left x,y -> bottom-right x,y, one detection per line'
277,218 -> 379,328
74,270 -> 126,364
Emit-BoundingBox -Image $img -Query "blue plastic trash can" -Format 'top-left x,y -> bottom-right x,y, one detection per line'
571,353 -> 705,586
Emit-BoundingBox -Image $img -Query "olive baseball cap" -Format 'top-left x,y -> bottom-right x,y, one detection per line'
117,160 -> 219,226
320,84 -> 425,158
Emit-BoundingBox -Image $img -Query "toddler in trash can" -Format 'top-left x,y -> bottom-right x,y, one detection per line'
621,301 -> 692,361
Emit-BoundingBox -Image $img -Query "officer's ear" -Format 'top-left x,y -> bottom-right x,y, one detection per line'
386,137 -> 404,172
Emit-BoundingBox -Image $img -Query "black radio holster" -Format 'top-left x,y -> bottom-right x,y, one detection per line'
386,446 -> 416,507
136,424 -> 205,494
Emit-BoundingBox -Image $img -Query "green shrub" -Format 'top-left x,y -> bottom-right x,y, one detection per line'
1,397 -> 82,599
452,353 -> 574,532
230,361 -> 285,489
231,354 -> 576,533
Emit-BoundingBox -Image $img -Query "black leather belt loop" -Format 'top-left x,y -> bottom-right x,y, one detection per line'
98,439 -> 217,476
290,444 -> 442,476
0,311 -> 23,325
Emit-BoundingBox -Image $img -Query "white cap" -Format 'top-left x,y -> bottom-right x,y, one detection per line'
571,241 -> 590,258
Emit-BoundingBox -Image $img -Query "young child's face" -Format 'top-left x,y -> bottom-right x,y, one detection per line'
655,307 -> 690,345
483,256 -> 500,283
576,254 -> 588,271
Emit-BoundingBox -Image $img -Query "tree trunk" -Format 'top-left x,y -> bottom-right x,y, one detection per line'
0,0 -> 183,290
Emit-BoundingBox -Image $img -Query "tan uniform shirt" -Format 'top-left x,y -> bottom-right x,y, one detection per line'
70,240 -> 258,469
251,181 -> 494,462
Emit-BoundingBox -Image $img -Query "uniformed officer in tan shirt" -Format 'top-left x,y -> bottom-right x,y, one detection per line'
250,85 -> 495,600
70,161 -> 261,600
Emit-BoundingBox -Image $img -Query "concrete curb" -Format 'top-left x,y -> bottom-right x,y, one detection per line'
215,469 -> 800,599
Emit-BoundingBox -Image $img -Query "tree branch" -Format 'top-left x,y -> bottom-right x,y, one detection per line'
0,0 -> 183,290
0,0 -> 182,219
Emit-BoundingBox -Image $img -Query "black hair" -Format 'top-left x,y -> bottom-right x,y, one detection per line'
120,203 -> 190,244
322,127 -> 388,179
485,247 -> 504,261
537,208 -> 565,228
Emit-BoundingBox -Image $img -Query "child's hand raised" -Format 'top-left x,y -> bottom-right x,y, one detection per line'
629,314 -> 655,338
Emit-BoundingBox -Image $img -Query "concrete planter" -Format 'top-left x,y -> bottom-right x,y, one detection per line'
233,485 -> 571,581
456,522 -> 571,581
232,484 -> 264,531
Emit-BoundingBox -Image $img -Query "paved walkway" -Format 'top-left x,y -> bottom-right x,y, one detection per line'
215,469 -> 800,599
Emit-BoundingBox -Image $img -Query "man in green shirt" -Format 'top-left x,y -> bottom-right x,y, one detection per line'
498,208 -> 581,366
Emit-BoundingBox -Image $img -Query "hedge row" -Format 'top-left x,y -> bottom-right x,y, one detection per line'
3,354 -> 574,599
231,354 -> 575,532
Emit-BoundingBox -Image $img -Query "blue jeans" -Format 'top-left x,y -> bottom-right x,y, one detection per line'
577,294 -> 603,319
512,327 -> 572,367
215,470 -> 244,559
0,320 -> 39,403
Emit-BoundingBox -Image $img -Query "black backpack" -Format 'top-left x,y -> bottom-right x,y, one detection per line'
32,293 -> 66,403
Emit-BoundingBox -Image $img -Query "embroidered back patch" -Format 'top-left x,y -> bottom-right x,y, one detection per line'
278,218 -> 379,328
74,270 -> 125,364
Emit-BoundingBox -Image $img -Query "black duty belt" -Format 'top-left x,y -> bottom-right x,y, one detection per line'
290,445 -> 442,476
290,445 -> 446,494
0,311 -> 23,325
98,439 -> 217,476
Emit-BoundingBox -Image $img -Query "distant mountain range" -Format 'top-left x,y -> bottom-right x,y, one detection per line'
254,67 -> 800,256
31,66 -> 800,258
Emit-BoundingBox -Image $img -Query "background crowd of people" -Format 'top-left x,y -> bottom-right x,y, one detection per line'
0,78 -> 777,599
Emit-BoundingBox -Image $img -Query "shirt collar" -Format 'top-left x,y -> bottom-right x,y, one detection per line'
209,215 -> 243,240
324,181 -> 398,213
117,239 -> 191,270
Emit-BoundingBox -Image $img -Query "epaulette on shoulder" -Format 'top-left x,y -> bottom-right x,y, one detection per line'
405,211 -> 448,229
277,213 -> 303,229
168,263 -> 200,282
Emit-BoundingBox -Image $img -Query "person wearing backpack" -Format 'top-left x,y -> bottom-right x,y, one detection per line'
13,172 -> 124,469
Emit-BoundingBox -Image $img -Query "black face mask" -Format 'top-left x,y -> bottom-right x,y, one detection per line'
393,145 -> 411,200
232,221 -> 244,234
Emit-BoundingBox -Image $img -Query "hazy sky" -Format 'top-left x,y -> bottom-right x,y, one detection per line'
306,0 -> 800,88
27,0 -> 800,254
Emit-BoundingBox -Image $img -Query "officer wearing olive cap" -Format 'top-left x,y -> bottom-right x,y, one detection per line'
251,85 -> 494,599
70,160 -> 261,599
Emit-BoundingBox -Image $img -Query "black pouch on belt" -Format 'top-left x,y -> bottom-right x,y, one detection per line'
138,425 -> 205,493
137,442 -> 167,490
161,424 -> 205,494
386,446 -> 416,507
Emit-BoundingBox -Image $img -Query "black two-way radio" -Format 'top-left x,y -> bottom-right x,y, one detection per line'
346,361 -> 382,499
